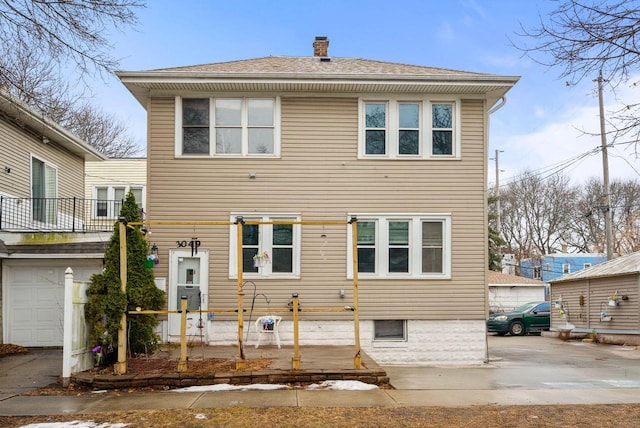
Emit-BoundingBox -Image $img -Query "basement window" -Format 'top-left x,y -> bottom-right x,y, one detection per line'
374,320 -> 406,341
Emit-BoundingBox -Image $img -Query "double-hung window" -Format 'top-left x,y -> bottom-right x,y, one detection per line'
359,98 -> 459,159
348,214 -> 451,279
229,214 -> 301,278
93,185 -> 145,218
176,97 -> 280,157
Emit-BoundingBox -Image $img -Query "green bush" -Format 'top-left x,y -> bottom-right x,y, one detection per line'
85,191 -> 165,364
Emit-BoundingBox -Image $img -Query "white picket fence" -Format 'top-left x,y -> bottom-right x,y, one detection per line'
62,268 -> 94,386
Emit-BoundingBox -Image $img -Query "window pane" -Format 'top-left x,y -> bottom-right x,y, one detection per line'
96,188 -> 108,199
216,128 -> 242,154
243,224 -> 259,245
114,188 -> 126,201
183,128 -> 210,154
183,99 -> 209,125
389,221 -> 408,244
366,130 -> 386,154
243,248 -> 258,273
399,104 -> 419,128
374,320 -> 405,340
215,99 -> 241,125
399,130 -> 419,155
432,104 -> 452,128
248,128 -> 274,154
357,222 -> 376,244
248,99 -> 274,126
422,248 -> 443,273
130,188 -> 143,204
389,248 -> 409,272
272,248 -> 293,273
422,222 -> 442,246
273,224 -> 292,245
358,248 -> 376,273
365,103 -> 386,127
432,131 -> 452,155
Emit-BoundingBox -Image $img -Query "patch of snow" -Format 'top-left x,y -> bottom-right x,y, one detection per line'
20,422 -> 130,428
307,381 -> 379,390
172,383 -> 289,392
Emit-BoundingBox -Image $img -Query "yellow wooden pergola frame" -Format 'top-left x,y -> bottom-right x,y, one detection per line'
115,217 -> 361,374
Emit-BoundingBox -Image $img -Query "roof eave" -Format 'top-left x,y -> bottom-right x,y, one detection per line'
0,91 -> 107,161
117,72 -> 519,108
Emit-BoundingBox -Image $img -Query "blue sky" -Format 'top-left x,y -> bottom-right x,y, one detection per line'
95,0 -> 640,186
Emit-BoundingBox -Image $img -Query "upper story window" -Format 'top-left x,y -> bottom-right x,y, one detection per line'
583,263 -> 591,269
562,263 -> 570,274
93,185 -> 145,218
359,98 -> 460,160
347,214 -> 451,279
176,97 -> 281,157
533,266 -> 541,279
228,213 -> 301,279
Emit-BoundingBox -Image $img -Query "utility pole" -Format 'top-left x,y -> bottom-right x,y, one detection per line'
597,71 -> 614,260
493,149 -> 504,236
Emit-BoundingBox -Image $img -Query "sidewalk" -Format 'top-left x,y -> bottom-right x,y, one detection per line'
1,337 -> 640,416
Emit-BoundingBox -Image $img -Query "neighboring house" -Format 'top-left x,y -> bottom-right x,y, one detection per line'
117,37 -> 519,365
550,252 -> 640,343
487,270 -> 548,314
85,158 -> 147,219
521,253 -> 606,282
0,91 -> 110,347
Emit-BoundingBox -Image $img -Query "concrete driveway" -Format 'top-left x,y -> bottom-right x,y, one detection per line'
385,334 -> 640,398
0,348 -> 62,400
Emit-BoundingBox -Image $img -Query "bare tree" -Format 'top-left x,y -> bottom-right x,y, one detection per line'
499,171 -> 578,262
66,103 -> 141,158
0,0 -> 144,86
516,1 -> 640,151
0,0 -> 145,157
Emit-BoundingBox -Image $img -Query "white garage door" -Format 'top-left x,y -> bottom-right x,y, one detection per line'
5,260 -> 102,347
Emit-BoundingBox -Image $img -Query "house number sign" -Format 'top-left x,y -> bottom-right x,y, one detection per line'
176,239 -> 201,256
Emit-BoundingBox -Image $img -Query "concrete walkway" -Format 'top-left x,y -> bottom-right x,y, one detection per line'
1,336 -> 640,416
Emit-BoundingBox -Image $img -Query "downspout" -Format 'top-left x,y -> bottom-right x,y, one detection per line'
484,95 -> 507,363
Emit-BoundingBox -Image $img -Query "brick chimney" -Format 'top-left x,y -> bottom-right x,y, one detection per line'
313,36 -> 329,57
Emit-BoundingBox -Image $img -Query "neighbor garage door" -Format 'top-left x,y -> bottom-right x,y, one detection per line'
5,260 -> 102,347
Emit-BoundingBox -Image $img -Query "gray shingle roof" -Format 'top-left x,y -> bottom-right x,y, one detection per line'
150,56 -> 490,77
551,252 -> 640,283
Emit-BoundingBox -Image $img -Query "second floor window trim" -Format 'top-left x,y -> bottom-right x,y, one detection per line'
358,97 -> 461,160
175,96 -> 281,158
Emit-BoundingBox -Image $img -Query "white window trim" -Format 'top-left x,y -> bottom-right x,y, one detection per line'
30,154 -> 58,199
92,185 -> 146,218
358,97 -> 461,160
175,96 -> 281,158
228,213 -> 301,279
346,213 -> 452,279
562,263 -> 571,274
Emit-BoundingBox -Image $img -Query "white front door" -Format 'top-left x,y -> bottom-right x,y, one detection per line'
168,249 -> 209,340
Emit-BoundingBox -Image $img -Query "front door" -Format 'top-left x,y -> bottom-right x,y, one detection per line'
168,249 -> 209,340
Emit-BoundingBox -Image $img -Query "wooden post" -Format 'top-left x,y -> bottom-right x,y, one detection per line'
177,297 -> 188,372
291,293 -> 301,370
236,217 -> 246,369
351,219 -> 362,369
114,220 -> 128,374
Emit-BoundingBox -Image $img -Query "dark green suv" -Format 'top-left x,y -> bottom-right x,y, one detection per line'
487,301 -> 550,336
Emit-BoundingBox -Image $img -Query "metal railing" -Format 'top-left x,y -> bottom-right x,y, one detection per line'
0,196 -> 142,233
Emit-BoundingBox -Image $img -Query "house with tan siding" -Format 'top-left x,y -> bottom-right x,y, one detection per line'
0,91 -> 108,347
85,158 -> 147,219
117,37 -> 519,365
550,252 -> 640,345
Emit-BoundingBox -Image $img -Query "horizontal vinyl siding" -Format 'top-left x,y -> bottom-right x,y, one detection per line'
147,96 -> 487,321
551,275 -> 639,330
0,119 -> 84,199
84,159 -> 147,199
